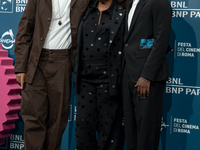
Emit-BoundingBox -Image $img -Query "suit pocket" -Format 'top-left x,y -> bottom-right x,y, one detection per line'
140,39 -> 154,49
136,49 -> 151,59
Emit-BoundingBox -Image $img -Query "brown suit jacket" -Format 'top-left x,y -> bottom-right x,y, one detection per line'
14,0 -> 128,84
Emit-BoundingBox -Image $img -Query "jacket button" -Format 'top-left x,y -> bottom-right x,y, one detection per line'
48,18 -> 51,21
36,58 -> 38,61
109,40 -> 112,44
125,44 -> 128,47
111,31 -> 114,35
111,74 -> 114,78
50,51 -> 53,54
40,37 -> 43,41
112,85 -> 115,88
119,6 -> 123,10
118,51 -> 122,55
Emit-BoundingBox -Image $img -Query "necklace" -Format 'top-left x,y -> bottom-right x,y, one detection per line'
57,0 -> 62,25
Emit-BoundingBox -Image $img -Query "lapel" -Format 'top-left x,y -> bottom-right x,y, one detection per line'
82,3 -> 95,22
108,2 -> 125,51
47,0 -> 52,10
124,1 -> 133,41
124,0 -> 146,42
70,0 -> 77,8
77,2 -> 94,47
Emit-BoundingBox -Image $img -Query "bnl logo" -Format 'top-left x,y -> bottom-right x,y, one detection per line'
0,0 -> 13,13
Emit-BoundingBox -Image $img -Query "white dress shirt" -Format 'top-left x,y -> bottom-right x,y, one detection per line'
43,0 -> 71,49
128,0 -> 140,31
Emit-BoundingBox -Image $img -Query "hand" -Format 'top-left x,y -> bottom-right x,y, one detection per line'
135,77 -> 151,99
16,73 -> 26,89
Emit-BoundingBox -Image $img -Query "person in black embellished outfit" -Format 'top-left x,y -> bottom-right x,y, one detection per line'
74,0 -> 126,149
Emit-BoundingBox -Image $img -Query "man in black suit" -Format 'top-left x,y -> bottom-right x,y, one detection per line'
122,0 -> 172,149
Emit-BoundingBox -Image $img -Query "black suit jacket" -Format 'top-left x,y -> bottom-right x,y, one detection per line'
74,1 -> 126,96
124,0 -> 172,83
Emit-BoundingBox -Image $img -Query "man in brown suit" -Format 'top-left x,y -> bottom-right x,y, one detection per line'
14,0 -> 127,150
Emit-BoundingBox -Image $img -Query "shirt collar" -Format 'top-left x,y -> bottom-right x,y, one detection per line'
92,0 -> 115,16
106,1 -> 115,16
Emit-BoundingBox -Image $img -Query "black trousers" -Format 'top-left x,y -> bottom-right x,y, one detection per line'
21,49 -> 72,150
122,66 -> 165,150
76,81 -> 122,150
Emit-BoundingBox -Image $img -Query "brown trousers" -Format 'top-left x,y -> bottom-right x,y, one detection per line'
21,49 -> 72,150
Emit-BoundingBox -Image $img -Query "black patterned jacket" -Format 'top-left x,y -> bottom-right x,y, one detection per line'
74,1 -> 126,96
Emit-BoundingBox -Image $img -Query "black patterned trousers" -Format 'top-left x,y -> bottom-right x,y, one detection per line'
76,81 -> 122,150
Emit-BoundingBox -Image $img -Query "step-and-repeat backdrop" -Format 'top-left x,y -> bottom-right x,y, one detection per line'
0,0 -> 200,150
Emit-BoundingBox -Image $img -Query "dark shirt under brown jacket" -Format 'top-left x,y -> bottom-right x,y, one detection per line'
14,0 -> 128,84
